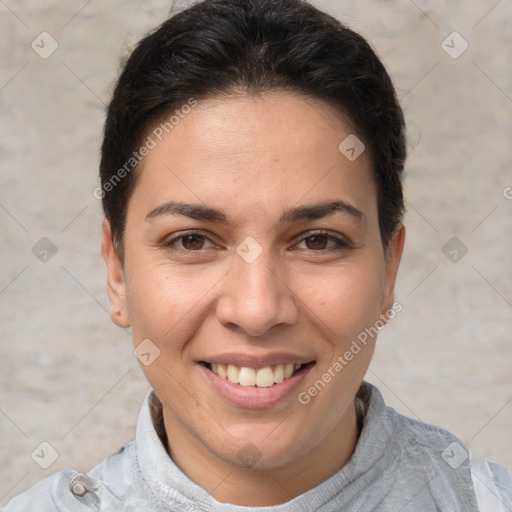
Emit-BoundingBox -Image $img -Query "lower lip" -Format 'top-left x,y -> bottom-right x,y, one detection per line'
198,363 -> 315,409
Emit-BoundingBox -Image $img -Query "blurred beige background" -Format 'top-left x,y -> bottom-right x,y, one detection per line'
1,0 -> 511,504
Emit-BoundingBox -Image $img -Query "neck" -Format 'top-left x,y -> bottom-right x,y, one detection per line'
162,403 -> 360,507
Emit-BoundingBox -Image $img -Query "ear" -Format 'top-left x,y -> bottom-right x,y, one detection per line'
380,223 -> 406,316
101,220 -> 131,328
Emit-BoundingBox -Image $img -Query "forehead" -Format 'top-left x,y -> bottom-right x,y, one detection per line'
131,92 -> 377,224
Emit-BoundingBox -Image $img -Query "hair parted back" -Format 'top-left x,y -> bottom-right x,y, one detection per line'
100,0 -> 406,255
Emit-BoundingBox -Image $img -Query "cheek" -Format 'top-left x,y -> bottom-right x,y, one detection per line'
295,259 -> 386,343
123,263 -> 219,395
123,261 -> 217,343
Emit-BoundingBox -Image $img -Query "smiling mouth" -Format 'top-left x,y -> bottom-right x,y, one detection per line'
200,361 -> 316,388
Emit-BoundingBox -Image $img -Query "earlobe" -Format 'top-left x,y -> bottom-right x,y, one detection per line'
381,223 -> 406,315
101,220 -> 131,328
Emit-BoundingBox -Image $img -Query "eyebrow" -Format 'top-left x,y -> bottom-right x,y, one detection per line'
145,200 -> 365,225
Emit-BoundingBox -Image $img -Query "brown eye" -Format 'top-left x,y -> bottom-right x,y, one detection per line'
181,234 -> 206,250
295,231 -> 350,252
305,235 -> 329,250
161,231 -> 218,253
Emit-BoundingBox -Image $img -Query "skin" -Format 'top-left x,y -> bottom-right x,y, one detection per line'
102,91 -> 405,506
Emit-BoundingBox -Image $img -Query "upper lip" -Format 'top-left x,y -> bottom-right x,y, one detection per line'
199,352 -> 316,368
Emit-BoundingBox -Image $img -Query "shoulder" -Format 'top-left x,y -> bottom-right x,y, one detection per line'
2,442 -> 137,512
469,452 -> 512,512
393,409 -> 462,449
2,469 -> 76,512
394,409 -> 512,510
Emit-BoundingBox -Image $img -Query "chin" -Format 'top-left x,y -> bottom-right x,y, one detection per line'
207,430 -> 308,470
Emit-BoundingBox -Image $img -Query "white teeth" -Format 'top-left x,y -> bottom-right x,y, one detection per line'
256,366 -> 275,387
227,364 -> 240,384
238,367 -> 256,386
217,363 -> 227,379
208,362 -> 307,387
273,364 -> 284,383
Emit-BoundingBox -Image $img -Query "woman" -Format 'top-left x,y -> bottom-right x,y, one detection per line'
5,0 -> 511,510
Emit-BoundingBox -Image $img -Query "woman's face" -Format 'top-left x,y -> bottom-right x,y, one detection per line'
103,92 -> 404,478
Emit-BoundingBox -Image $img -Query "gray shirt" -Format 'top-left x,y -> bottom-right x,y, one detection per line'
4,382 -> 512,511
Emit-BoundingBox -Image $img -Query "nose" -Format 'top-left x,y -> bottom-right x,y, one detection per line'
215,248 -> 299,337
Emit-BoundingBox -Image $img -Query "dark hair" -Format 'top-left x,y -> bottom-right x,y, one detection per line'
100,0 -> 406,255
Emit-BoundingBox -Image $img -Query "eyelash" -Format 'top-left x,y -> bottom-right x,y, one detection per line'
160,230 -> 351,253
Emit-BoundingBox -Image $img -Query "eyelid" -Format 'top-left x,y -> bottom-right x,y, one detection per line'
292,230 -> 351,250
160,230 -> 217,250
161,229 -> 351,252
